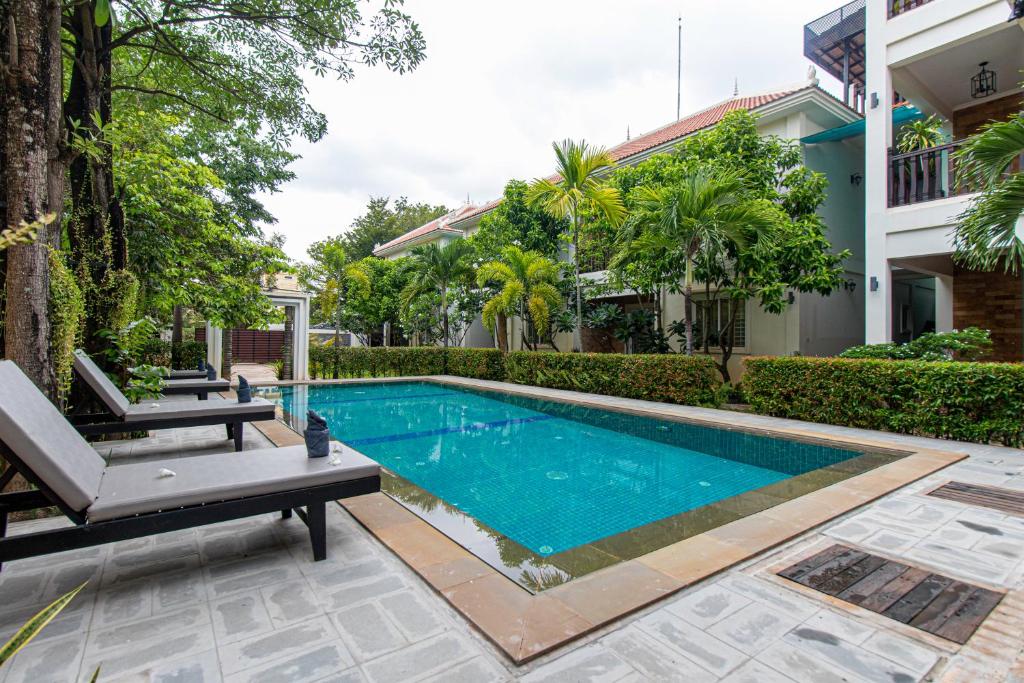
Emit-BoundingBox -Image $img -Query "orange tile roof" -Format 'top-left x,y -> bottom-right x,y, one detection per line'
373,204 -> 482,255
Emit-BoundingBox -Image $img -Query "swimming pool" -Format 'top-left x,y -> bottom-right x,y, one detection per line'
263,380 -> 900,589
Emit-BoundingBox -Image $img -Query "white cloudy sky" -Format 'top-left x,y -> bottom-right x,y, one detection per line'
261,0 -> 848,261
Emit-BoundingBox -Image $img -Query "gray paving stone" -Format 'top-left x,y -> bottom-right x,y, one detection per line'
419,656 -> 510,682
108,540 -> 199,569
332,601 -> 408,662
2,633 -> 85,683
716,576 -> 819,622
378,591 -> 445,642
218,616 -> 338,675
94,581 -> 154,627
225,642 -> 354,683
664,583 -> 752,629
41,559 -> 104,598
861,632 -> 940,678
84,630 -> 213,680
107,648 -> 221,683
321,576 -> 407,612
361,633 -> 479,683
637,611 -> 746,676
103,555 -> 203,587
802,610 -> 876,646
314,667 -> 367,683
706,602 -> 802,656
262,580 -> 322,626
603,626 -> 718,682
209,565 -> 302,599
519,644 -> 636,683
783,627 -> 919,683
862,530 -> 918,554
154,570 -> 209,612
88,605 -> 211,656
720,659 -> 796,683
212,593 -> 275,645
309,559 -> 389,589
0,573 -> 46,611
757,641 -> 870,683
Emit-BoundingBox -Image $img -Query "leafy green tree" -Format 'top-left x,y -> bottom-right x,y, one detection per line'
953,112 -> 1024,274
618,171 -> 777,356
301,239 -> 370,348
340,257 -> 411,346
477,247 -> 562,351
342,197 -> 449,260
401,241 -> 476,347
469,180 -> 565,260
528,140 -> 625,352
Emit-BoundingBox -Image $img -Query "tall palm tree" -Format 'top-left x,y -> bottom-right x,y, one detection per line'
953,112 -> 1024,273
401,240 -> 476,347
477,246 -> 562,351
527,139 -> 625,352
616,170 -> 776,355
302,241 -> 370,348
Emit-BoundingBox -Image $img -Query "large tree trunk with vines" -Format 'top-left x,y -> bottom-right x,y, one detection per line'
65,1 -> 127,355
1,0 -> 63,397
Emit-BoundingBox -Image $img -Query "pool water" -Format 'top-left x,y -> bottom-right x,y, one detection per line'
268,381 -> 870,558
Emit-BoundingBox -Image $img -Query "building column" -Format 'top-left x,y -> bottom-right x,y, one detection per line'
293,298 -> 309,381
935,274 -> 954,333
205,322 -> 222,373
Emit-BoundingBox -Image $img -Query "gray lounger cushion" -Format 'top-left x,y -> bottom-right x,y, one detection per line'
163,378 -> 230,391
73,350 -> 130,417
169,369 -> 206,379
0,361 -> 105,511
124,396 -> 274,423
87,443 -> 379,522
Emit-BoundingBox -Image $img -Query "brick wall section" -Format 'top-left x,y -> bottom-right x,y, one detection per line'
953,266 -> 1023,362
953,93 -> 1024,139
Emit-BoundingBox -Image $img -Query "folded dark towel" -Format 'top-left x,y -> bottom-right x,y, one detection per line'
304,410 -> 330,458
206,364 -> 217,381
237,375 -> 252,403
198,359 -> 206,371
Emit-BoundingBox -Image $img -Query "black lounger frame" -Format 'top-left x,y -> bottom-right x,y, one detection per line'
70,406 -> 276,451
0,440 -> 380,571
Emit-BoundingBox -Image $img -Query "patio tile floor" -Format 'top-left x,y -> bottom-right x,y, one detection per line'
2,401 -> 1024,680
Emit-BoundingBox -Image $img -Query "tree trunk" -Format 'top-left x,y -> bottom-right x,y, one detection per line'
495,313 -> 508,352
441,287 -> 449,348
572,212 -> 583,353
1,0 -> 63,397
220,330 -> 232,380
683,282 -> 694,356
716,299 -> 740,384
170,304 -> 183,366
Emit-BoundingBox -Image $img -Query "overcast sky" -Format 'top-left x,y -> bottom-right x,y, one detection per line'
260,0 -> 848,262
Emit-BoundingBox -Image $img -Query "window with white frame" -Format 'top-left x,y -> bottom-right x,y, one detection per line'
692,295 -> 746,349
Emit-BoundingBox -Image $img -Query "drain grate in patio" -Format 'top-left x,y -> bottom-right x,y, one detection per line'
778,544 -> 1003,644
927,481 -> 1024,517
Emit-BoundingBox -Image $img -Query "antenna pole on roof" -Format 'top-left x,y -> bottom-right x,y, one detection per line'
676,15 -> 682,120
733,77 -> 739,97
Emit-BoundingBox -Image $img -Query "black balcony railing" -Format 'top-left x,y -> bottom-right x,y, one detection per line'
888,141 -> 965,207
889,0 -> 935,18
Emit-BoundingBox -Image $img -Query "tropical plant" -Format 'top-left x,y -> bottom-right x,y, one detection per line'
528,140 -> 626,352
0,583 -> 87,667
469,180 -> 565,260
896,115 -> 946,154
401,240 -> 477,347
616,170 -> 776,356
840,327 -> 992,361
301,239 -> 371,348
477,246 -> 563,351
953,112 -> 1024,274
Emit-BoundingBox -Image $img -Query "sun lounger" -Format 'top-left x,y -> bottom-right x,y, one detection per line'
169,368 -> 208,380
0,360 -> 380,568
71,350 -> 274,451
160,376 -> 231,400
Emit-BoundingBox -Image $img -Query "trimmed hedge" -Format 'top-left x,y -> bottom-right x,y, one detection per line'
744,356 -> 1024,447
309,346 -> 447,379
505,352 -> 722,407
139,340 -> 205,369
443,348 -> 505,381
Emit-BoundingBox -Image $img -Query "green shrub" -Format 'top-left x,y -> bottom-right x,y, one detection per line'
840,327 -> 992,361
171,341 -> 205,369
504,352 -> 722,407
744,356 -> 1024,447
310,346 -> 447,379
444,348 -> 505,380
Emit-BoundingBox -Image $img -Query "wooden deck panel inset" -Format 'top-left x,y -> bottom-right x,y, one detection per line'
928,481 -> 1024,516
779,543 -> 1004,644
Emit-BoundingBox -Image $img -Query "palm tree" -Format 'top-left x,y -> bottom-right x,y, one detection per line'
527,140 -> 625,352
401,240 -> 476,347
477,246 -> 562,351
302,241 -> 370,348
953,112 -> 1024,273
616,170 -> 776,355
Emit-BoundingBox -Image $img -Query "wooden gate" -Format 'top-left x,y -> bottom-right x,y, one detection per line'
231,329 -> 286,363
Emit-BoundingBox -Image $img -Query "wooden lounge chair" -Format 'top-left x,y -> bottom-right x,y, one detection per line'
71,350 -> 275,451
160,376 -> 231,400
0,360 -> 380,569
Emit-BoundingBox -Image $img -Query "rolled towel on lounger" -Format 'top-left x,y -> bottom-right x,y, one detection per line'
197,359 -> 206,371
304,410 -> 330,458
206,364 -> 217,381
237,376 -> 252,403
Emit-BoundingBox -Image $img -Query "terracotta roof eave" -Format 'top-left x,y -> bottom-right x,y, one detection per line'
372,226 -> 464,256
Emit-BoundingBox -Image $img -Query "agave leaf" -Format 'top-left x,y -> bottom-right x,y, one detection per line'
0,582 -> 87,665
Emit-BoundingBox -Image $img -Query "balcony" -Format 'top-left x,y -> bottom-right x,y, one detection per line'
889,0 -> 935,18
804,0 -> 866,112
888,141 -> 966,207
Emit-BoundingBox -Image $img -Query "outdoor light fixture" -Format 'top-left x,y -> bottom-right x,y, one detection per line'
870,276 -> 879,292
870,92 -> 879,109
971,62 -> 997,99
842,279 -> 857,293
850,173 -> 863,186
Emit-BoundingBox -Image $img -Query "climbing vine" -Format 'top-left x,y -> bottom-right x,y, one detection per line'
47,249 -> 86,404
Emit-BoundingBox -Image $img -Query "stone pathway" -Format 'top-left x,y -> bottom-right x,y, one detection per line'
2,415 -> 1024,681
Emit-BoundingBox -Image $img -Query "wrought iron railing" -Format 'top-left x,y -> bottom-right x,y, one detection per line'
888,141 -> 965,207
889,0 -> 935,18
